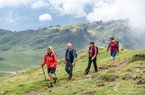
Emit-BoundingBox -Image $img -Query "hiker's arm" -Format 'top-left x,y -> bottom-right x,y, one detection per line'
92,47 -> 97,60
106,43 -> 110,52
72,58 -> 76,65
73,58 -> 76,63
54,52 -> 58,64
64,53 -> 66,64
42,55 -> 46,66
63,58 -> 66,63
72,50 -> 76,64
64,51 -> 67,63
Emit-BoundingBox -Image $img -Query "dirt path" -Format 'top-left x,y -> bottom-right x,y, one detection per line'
26,59 -> 128,95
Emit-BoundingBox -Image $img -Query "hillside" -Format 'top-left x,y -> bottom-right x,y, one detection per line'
0,19 -> 145,76
0,49 -> 145,95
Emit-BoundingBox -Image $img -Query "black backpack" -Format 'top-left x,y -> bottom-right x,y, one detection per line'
96,46 -> 98,55
73,49 -> 77,58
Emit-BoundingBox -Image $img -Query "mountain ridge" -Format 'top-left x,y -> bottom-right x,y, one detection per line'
0,19 -> 145,76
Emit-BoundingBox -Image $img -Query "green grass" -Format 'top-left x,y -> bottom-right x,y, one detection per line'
0,49 -> 145,95
0,47 -> 45,72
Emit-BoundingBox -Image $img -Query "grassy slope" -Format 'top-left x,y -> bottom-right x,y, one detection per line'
0,49 -> 145,95
0,47 -> 45,76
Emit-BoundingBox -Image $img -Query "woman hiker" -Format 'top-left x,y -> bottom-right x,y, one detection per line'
84,41 -> 98,75
42,46 -> 58,88
106,37 -> 119,67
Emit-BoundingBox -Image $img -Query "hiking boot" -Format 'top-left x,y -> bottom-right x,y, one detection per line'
68,75 -> 72,80
84,72 -> 88,76
53,78 -> 57,84
66,77 -> 69,81
95,70 -> 98,73
48,82 -> 53,88
113,64 -> 117,67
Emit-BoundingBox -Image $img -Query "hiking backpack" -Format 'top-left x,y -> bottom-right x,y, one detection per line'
73,49 -> 77,58
96,46 -> 98,55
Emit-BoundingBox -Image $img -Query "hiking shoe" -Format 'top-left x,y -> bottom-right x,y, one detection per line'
48,83 -> 53,88
68,75 -> 72,80
53,78 -> 57,84
95,70 -> 98,73
113,64 -> 117,67
84,72 -> 88,76
66,77 -> 69,81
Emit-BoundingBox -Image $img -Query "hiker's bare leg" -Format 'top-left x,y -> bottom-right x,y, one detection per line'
49,74 -> 54,82
111,57 -> 113,67
112,57 -> 116,67
48,73 -> 54,87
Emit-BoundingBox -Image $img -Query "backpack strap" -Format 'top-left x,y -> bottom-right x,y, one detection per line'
96,46 -> 98,54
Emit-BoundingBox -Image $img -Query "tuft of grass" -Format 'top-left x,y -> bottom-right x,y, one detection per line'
129,54 -> 145,62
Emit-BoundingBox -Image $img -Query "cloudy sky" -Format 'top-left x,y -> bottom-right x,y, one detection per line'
0,0 -> 145,31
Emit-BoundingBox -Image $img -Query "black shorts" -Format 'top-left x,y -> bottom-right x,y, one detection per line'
48,68 -> 56,74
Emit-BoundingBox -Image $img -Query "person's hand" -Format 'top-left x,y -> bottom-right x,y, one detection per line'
72,62 -> 75,65
63,58 -> 66,64
41,64 -> 44,67
64,60 -> 66,64
91,57 -> 94,60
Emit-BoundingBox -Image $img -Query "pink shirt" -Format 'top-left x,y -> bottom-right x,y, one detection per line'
89,47 -> 97,57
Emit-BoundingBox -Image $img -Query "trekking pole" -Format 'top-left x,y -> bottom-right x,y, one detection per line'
73,63 -> 75,69
41,66 -> 48,84
54,73 -> 59,86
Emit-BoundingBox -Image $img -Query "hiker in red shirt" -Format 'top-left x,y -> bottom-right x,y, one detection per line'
84,41 -> 98,75
42,46 -> 58,88
106,37 -> 119,67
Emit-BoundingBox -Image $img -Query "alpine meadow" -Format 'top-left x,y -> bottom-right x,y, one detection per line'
0,0 -> 145,95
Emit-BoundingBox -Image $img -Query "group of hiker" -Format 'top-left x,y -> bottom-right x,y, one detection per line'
41,36 -> 119,87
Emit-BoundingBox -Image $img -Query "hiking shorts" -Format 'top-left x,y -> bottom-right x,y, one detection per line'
48,68 -> 56,74
110,51 -> 117,58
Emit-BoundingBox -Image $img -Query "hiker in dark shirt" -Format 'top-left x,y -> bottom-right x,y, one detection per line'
84,41 -> 98,75
64,43 -> 77,80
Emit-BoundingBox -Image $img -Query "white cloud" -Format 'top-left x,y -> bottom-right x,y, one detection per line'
9,19 -> 14,23
8,11 -> 13,15
48,0 -> 145,30
49,0 -> 98,17
7,11 -> 15,23
31,1 -> 49,9
39,13 -> 52,21
86,0 -> 145,29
